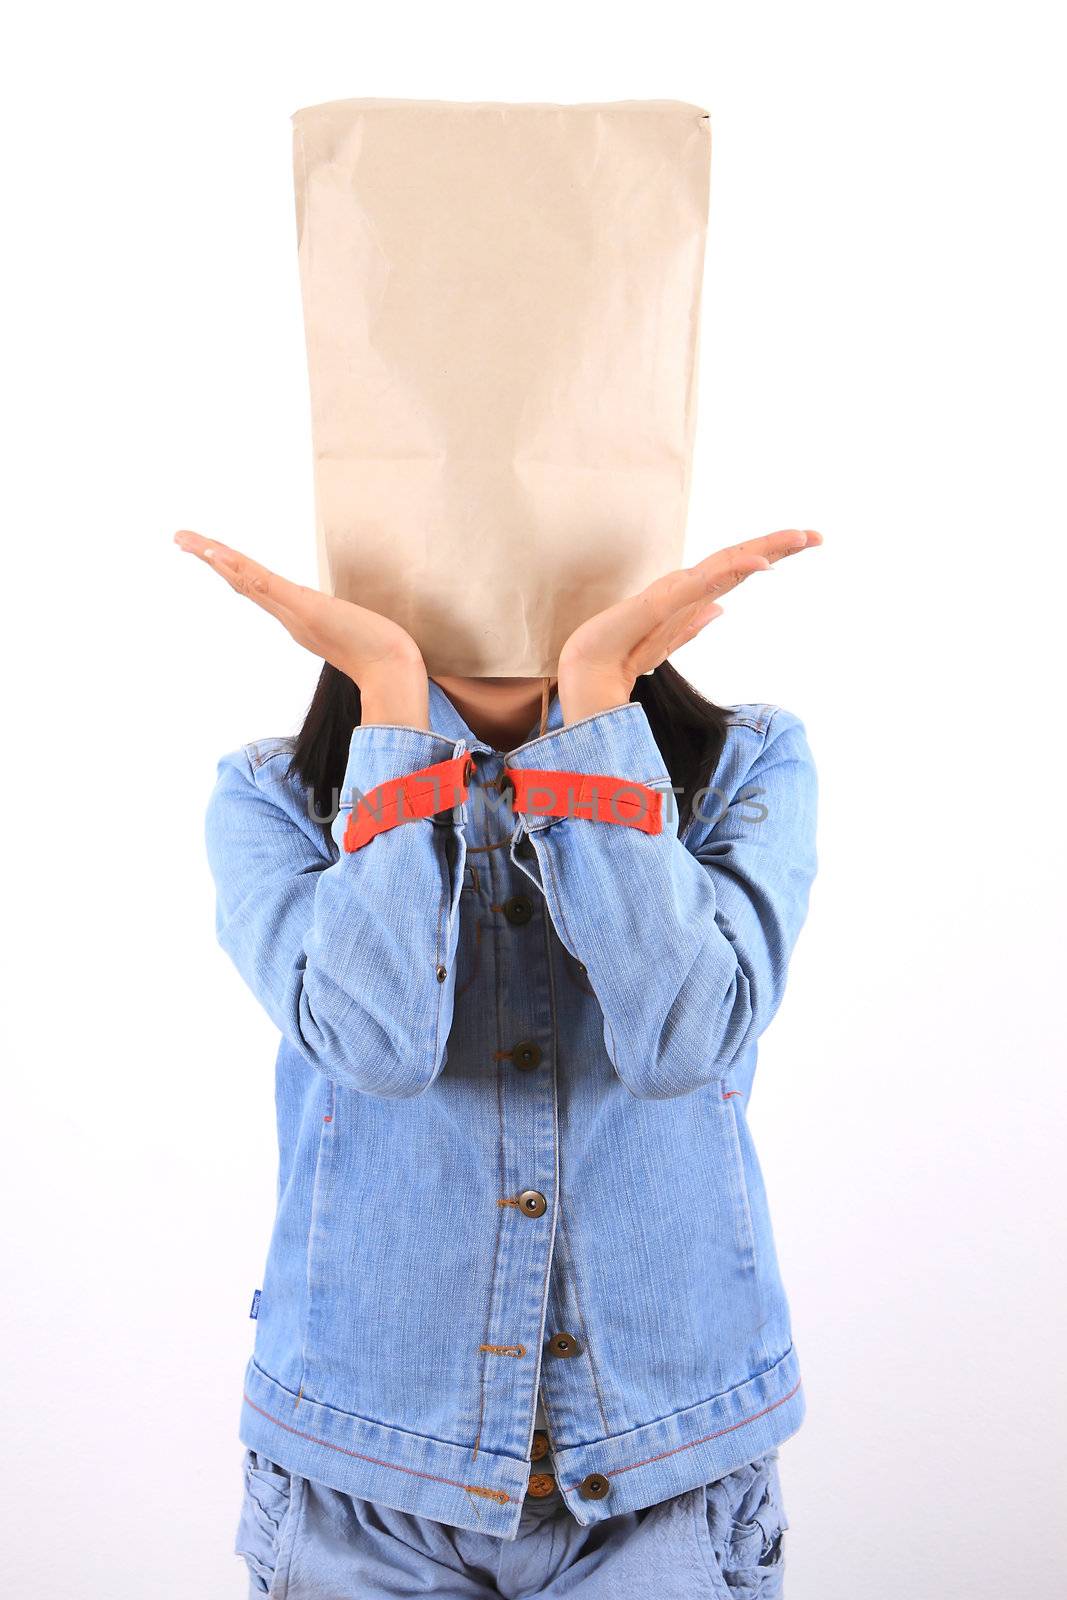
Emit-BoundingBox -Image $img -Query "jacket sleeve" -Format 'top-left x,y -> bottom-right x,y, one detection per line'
504,701 -> 818,1099
204,725 -> 468,1098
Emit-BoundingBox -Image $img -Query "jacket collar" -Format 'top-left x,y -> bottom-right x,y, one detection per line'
427,677 -> 564,755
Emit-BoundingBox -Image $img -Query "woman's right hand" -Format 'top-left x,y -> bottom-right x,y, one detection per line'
174,530 -> 430,727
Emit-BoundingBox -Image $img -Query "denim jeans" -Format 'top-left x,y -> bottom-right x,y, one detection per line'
235,1444 -> 787,1598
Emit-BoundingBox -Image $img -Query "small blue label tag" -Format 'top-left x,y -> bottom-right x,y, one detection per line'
249,1289 -> 261,1320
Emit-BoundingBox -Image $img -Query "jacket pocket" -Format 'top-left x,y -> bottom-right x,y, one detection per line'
234,1448 -> 302,1597
720,1090 -> 758,1263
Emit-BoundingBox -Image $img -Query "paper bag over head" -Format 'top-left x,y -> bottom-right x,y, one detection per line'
291,98 -> 711,677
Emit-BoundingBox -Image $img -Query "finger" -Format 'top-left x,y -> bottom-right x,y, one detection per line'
727,528 -> 823,567
675,527 -> 822,608
174,529 -> 242,564
629,597 -> 724,674
174,530 -> 306,618
666,598 -> 724,651
637,553 -> 771,626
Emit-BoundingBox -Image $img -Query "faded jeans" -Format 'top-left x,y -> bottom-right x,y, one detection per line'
235,1443 -> 787,1598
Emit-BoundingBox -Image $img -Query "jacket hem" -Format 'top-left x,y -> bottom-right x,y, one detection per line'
552,1344 -> 805,1524
238,1345 -> 805,1540
240,1358 -> 529,1539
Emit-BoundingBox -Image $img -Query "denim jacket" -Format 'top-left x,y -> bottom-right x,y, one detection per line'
205,679 -> 818,1541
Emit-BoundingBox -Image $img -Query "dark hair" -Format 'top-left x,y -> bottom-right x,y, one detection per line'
289,660 -> 731,835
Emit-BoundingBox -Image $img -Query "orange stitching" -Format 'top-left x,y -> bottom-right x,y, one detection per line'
497,1196 -> 521,1209
464,864 -> 482,895
242,1391 -> 511,1503
479,1343 -> 526,1357
561,1379 -> 803,1489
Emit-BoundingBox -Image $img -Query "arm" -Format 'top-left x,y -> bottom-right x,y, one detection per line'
504,701 -> 818,1099
205,725 -> 468,1098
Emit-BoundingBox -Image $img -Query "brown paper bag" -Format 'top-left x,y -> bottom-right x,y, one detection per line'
292,98 -> 711,676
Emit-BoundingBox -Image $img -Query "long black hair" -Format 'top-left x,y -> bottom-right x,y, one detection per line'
289,660 -> 731,836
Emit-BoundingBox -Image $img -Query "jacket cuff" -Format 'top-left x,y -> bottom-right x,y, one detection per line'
332,726 -> 467,852
504,702 -> 674,835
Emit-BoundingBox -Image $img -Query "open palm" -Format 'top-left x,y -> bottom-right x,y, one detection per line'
557,528 -> 823,722
174,530 -> 424,682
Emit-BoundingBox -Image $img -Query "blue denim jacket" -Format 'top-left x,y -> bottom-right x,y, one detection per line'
205,679 -> 818,1541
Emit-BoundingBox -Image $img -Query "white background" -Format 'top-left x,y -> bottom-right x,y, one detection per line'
3,3 -> 1065,1596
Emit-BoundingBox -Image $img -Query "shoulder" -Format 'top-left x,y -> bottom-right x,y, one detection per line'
721,702 -> 814,772
211,735 -> 299,790
723,701 -> 808,741
240,735 -> 299,777
206,735 -> 329,856
716,702 -> 815,774
682,701 -> 816,845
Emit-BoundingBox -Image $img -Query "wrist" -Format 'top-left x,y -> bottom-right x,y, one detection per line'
358,663 -> 430,729
557,673 -> 633,727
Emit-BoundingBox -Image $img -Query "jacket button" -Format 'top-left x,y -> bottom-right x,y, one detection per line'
504,895 -> 534,925
531,1430 -> 550,1462
518,1190 -> 547,1217
512,1040 -> 542,1071
547,1331 -> 583,1358
579,1472 -> 610,1501
435,964 -> 447,983
526,1471 -> 557,1499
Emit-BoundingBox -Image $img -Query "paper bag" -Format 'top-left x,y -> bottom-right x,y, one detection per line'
291,98 -> 711,676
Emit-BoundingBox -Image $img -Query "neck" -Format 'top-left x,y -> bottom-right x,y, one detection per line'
431,675 -> 557,751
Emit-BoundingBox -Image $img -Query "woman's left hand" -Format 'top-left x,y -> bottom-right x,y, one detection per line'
556,528 -> 823,725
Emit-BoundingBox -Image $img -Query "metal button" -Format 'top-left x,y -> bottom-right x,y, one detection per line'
512,1040 -> 542,1071
503,894 -> 534,925
531,1430 -> 550,1462
435,964 -> 447,983
547,1331 -> 583,1359
526,1471 -> 557,1499
518,1190 -> 547,1217
579,1472 -> 610,1501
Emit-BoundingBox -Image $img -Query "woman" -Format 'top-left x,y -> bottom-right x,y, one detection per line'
181,524 -> 821,1598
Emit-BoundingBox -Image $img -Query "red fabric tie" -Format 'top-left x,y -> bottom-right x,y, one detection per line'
343,753 -> 474,853
502,767 -> 663,835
